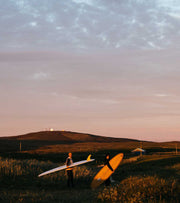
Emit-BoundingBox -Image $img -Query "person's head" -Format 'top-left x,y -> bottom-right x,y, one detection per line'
106,153 -> 110,159
68,152 -> 72,158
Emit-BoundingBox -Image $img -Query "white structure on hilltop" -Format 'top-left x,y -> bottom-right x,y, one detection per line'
132,148 -> 146,155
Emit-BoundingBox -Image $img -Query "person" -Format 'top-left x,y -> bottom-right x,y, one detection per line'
66,152 -> 74,188
104,153 -> 114,186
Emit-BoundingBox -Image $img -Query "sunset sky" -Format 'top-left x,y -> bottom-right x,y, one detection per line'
1,0 -> 180,141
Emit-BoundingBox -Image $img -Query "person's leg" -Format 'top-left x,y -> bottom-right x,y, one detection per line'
67,170 -> 71,187
69,170 -> 74,187
105,177 -> 110,186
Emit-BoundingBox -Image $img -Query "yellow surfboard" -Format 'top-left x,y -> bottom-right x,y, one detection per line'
91,153 -> 124,189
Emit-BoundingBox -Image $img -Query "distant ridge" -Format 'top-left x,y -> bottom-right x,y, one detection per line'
0,131 -> 140,143
0,131 -> 179,154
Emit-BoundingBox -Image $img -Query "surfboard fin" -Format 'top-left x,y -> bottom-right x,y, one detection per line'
87,154 -> 91,161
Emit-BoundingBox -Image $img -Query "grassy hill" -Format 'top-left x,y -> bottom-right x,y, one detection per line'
0,130 -> 140,154
0,130 -> 139,143
0,131 -> 179,156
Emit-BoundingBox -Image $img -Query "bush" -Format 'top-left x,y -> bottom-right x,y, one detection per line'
98,176 -> 179,202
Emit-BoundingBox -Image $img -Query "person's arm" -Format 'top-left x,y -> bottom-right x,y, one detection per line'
66,158 -> 70,167
105,160 -> 113,171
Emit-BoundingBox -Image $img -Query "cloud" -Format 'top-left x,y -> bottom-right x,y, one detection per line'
50,92 -> 59,97
1,0 -> 180,52
147,42 -> 161,50
31,72 -> 50,80
168,13 -> 180,19
46,13 -> 56,23
29,21 -> 37,27
71,0 -> 94,6
154,94 -> 169,97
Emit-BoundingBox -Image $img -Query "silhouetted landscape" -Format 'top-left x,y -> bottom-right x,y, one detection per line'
0,130 -> 179,202
0,131 -> 179,154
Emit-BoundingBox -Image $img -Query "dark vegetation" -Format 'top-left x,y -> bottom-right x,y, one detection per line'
0,131 -> 179,202
0,130 -> 139,142
0,130 -> 179,157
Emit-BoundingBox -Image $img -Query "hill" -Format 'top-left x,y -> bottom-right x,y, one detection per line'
0,131 -> 179,155
0,130 -> 140,143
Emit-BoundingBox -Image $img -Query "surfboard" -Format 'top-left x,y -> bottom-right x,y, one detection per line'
91,153 -> 123,189
38,155 -> 95,177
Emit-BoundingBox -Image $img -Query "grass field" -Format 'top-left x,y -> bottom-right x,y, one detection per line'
0,152 -> 179,202
0,132 -> 179,202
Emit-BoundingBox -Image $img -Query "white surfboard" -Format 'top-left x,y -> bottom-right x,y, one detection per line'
38,155 -> 95,177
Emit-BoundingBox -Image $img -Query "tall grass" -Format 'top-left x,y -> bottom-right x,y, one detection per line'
0,155 -> 179,202
0,156 -> 95,189
98,176 -> 179,202
0,156 -> 96,202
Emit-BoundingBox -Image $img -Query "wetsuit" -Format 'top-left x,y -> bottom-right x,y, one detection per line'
66,157 -> 74,187
104,157 -> 113,186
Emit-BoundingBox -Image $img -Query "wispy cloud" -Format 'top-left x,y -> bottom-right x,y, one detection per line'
31,72 -> 50,80
1,0 -> 180,52
154,94 -> 169,97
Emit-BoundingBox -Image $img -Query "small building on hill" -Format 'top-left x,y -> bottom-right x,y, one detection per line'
132,148 -> 146,155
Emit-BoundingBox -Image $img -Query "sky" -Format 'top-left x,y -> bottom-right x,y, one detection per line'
0,0 -> 180,141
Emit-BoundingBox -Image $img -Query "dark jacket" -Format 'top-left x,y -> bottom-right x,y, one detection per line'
104,158 -> 113,171
66,157 -> 73,170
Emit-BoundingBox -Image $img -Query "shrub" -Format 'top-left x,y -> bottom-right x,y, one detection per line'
98,176 -> 179,202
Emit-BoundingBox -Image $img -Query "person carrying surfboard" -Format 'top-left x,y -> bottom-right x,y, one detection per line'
66,152 -> 74,187
104,153 -> 114,186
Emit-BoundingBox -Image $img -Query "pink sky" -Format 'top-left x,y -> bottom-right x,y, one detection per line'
1,50 -> 180,141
